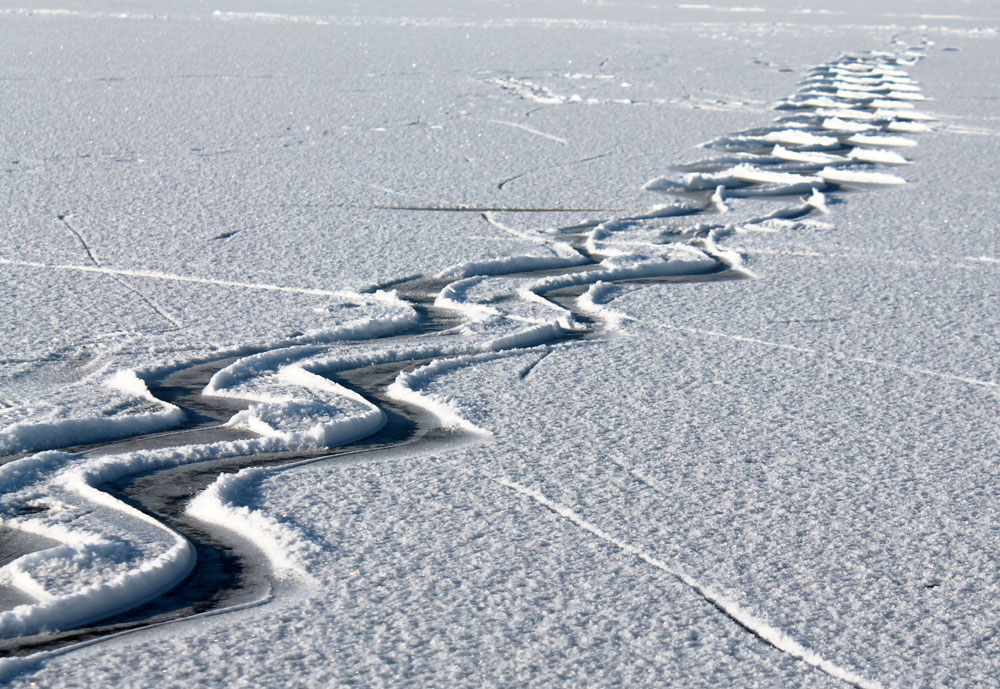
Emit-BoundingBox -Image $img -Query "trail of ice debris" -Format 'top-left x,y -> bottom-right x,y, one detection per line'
0,45 -> 933,687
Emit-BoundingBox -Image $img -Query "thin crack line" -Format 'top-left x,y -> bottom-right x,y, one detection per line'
517,348 -> 551,379
369,204 -> 636,212
498,151 -> 615,191
0,258 -> 356,299
112,279 -> 184,330
496,478 -> 884,689
486,119 -> 568,145
663,325 -> 998,389
57,214 -> 100,266
56,214 -> 182,330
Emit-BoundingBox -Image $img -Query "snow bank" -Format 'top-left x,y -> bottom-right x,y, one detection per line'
821,117 -> 874,133
805,188 -> 829,214
187,468 -> 320,581
0,409 -> 182,458
0,293 -> 417,458
577,282 -> 633,330
436,252 -> 588,280
771,145 -> 845,165
761,130 -> 838,147
435,277 -> 502,321
224,366 -> 386,447
199,307 -> 429,451
847,148 -> 910,165
0,450 -> 197,638
887,120 -> 932,133
728,165 -> 822,187
480,321 -> 565,352
0,371 -> 185,456
0,535 -> 194,639
528,247 -> 721,295
819,167 -> 907,186
0,435 -> 306,639
647,165 -> 824,195
386,352 -> 535,435
846,133 -> 918,147
815,107 -> 876,120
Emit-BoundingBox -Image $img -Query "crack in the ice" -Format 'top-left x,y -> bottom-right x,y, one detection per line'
0,45 -> 940,676
0,258 -> 354,299
486,119 -> 568,145
57,214 -> 100,266
57,214 -> 183,330
368,204 -> 635,213
496,478 -> 885,689
662,324 -> 998,389
497,151 -> 615,191
517,348 -> 551,379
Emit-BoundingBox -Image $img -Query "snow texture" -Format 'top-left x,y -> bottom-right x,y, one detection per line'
2,1 -> 1000,687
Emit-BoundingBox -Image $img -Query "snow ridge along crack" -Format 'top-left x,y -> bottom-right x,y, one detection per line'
0,44 -> 933,683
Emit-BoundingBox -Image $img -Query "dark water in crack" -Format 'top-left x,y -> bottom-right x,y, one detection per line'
0,363 -> 459,658
0,531 -> 61,611
0,259 -> 748,659
0,281 -> 483,657
0,49 -> 931,689
0,92 -> 823,656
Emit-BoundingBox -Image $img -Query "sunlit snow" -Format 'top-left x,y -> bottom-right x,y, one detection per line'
2,1 -> 1000,687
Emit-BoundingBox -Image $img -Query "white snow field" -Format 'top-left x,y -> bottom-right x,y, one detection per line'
2,0 -> 1000,686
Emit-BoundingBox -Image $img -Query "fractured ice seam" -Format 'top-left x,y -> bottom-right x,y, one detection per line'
497,478 -> 885,689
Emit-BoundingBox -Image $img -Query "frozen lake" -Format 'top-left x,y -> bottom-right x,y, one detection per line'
2,1 -> 1000,686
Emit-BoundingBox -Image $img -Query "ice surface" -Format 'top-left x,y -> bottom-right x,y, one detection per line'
2,1 -> 1000,687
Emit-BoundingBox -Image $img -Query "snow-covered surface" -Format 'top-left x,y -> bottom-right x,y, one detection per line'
2,0 -> 1000,686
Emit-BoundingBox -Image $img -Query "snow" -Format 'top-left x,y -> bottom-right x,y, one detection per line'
846,132 -> 918,147
818,167 -> 908,185
846,147 -> 911,164
0,450 -> 197,638
186,467 -> 320,581
2,0 -> 1000,687
762,129 -> 840,147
